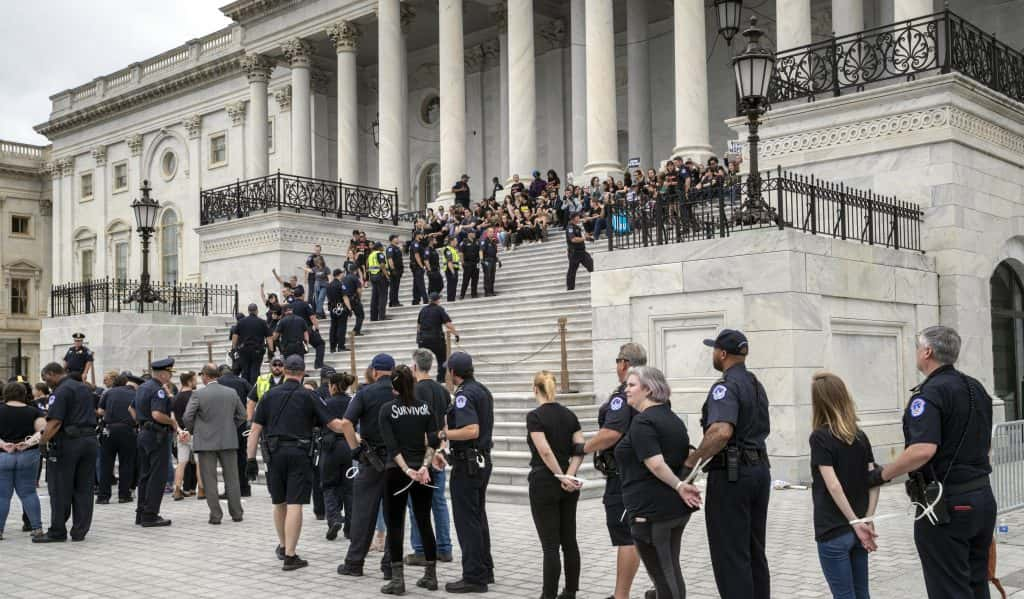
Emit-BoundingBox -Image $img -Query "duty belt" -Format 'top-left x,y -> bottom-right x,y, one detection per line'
141,421 -> 170,432
62,425 -> 98,438
931,475 -> 989,496
705,448 -> 768,470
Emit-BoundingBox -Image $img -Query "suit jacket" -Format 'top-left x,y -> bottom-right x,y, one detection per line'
184,382 -> 247,451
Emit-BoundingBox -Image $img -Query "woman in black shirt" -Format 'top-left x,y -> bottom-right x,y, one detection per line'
0,381 -> 47,538
378,365 -> 440,595
172,371 -> 199,500
526,371 -> 584,599
322,372 -> 355,541
614,366 -> 701,599
809,372 -> 879,599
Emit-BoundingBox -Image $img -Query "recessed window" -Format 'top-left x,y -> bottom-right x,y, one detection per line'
210,133 -> 227,167
11,215 -> 30,235
161,211 -> 179,283
81,249 -> 94,282
81,173 -> 93,200
268,119 -> 275,153
115,241 -> 129,280
113,162 -> 128,192
419,94 -> 440,127
10,278 -> 28,315
161,151 -> 178,180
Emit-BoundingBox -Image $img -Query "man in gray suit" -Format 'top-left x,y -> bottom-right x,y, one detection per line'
184,363 -> 248,524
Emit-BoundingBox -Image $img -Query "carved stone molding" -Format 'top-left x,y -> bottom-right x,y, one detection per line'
537,18 -> 567,52
39,199 -> 52,216
282,38 -> 314,68
947,107 -> 1024,156
126,133 -> 144,157
240,53 -> 275,84
226,101 -> 247,126
183,114 -> 202,139
275,85 -> 292,111
45,162 -> 61,181
492,1 -> 507,34
481,40 -> 500,69
465,45 -> 485,75
311,70 -> 331,95
327,20 -> 361,53
400,1 -> 417,34
91,146 -> 107,166
58,159 -> 74,177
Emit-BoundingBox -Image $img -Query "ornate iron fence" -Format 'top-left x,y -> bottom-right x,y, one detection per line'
606,167 -> 922,252
200,172 -> 399,225
769,9 -> 1024,106
50,278 -> 238,317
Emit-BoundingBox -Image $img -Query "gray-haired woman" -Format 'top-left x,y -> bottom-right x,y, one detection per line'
614,366 -> 701,599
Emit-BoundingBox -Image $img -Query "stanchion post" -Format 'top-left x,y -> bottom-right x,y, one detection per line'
558,317 -> 569,393
445,331 -> 454,393
207,341 -> 213,363
147,350 -> 153,375
349,331 -> 357,392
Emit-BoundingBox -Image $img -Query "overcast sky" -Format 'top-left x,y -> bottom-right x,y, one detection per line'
0,1 -> 232,145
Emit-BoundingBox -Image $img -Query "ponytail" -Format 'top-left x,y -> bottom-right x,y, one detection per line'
533,370 -> 557,403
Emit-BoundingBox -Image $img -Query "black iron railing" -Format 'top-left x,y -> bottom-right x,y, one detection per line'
50,278 -> 238,317
607,167 -> 922,252
397,209 -> 428,223
769,10 -> 1024,106
200,172 -> 399,225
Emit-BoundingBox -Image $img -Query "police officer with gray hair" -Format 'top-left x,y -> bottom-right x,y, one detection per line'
867,325 -> 995,598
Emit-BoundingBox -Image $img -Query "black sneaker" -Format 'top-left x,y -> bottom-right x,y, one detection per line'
275,545 -> 286,560
31,535 -> 66,544
140,517 -> 172,528
445,579 -> 488,594
118,496 -> 134,503
326,522 -> 342,541
96,498 -> 110,505
644,590 -> 657,599
437,552 -> 453,563
337,561 -> 363,576
282,555 -> 308,571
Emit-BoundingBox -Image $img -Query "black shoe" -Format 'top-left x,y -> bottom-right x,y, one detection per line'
32,535 -> 66,544
338,347 -> 348,352
644,590 -> 657,599
71,536 -> 86,542
445,579 -> 488,593
140,517 -> 172,528
437,552 -> 454,563
218,493 -> 228,500
282,555 -> 309,571
405,553 -> 428,567
118,496 -> 133,503
96,498 -> 110,505
353,331 -> 364,336
326,522 -> 342,541
241,490 -> 251,498
381,562 -> 405,595
315,513 -> 325,521
556,593 -> 575,599
337,561 -> 363,576
232,516 -> 243,522
209,518 -> 221,525
487,574 -> 495,584
21,522 -> 32,532
417,562 -> 438,591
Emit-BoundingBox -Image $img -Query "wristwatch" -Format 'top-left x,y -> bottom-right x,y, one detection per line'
438,430 -> 447,441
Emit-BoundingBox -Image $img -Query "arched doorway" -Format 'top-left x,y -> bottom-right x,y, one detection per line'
418,162 -> 440,210
991,261 -> 1024,421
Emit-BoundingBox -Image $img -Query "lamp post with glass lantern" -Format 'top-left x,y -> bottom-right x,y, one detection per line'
715,0 -> 743,45
733,16 -> 776,224
127,180 -> 164,305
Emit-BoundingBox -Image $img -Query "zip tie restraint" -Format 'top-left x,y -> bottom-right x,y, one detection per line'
848,482 -> 944,526
393,479 -> 439,496
345,464 -> 360,479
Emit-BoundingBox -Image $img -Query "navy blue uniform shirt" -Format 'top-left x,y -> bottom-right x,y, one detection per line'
411,241 -> 426,270
63,346 -> 94,373
47,376 -> 97,429
324,393 -> 351,422
447,378 -> 494,452
566,223 -> 586,253
254,379 -> 330,440
343,375 -> 394,448
100,386 -> 136,425
386,245 -> 404,271
700,362 -> 770,451
133,379 -> 171,426
597,382 -> 636,498
459,240 -> 480,263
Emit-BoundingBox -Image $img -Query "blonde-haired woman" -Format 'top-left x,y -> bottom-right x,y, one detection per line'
526,371 -> 584,599
810,372 -> 880,599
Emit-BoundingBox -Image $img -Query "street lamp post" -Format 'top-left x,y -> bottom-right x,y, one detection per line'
127,180 -> 164,306
732,16 -> 776,225
715,0 -> 743,45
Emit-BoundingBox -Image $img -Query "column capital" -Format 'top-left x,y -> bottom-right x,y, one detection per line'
226,101 -> 247,126
274,85 -> 292,111
91,145 -> 107,167
400,1 -> 417,34
310,70 -> 331,95
58,158 -> 74,177
283,38 -> 314,68
465,45 -> 485,74
44,162 -> 61,181
183,114 -> 202,139
481,39 -> 500,69
492,0 -> 507,34
240,53 -> 275,84
126,134 -> 143,157
327,20 -> 362,53
537,17 -> 567,52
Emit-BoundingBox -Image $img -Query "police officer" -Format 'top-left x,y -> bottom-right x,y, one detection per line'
436,352 -> 494,592
290,288 -> 326,370
386,234 -> 404,307
459,230 -> 480,300
565,212 -> 593,291
96,372 -> 138,504
338,354 -> 398,578
273,304 -> 310,362
233,303 -> 272,385
443,236 -> 462,302
33,362 -> 98,543
246,354 -> 347,571
583,343 -> 648,599
321,371 -> 356,541
411,230 -> 429,305
417,293 -> 460,384
63,332 -> 94,382
425,236 -> 444,297
339,264 -> 365,341
367,241 -> 390,322
326,269 -> 348,353
131,357 -> 178,528
866,326 -> 995,598
216,364 -> 254,498
684,329 -> 770,599
480,232 -> 500,298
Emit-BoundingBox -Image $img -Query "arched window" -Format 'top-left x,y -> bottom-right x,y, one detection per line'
991,261 -> 1024,421
160,210 -> 179,283
418,163 -> 440,210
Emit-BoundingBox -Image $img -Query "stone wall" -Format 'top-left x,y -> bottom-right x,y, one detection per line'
591,229 -> 937,483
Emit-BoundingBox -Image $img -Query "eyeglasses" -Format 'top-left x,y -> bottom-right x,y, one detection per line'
615,358 -> 629,364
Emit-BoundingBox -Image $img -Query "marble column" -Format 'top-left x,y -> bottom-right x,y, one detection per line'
378,0 -> 403,199
494,3 -> 510,180
581,0 -> 619,180
328,20 -> 361,185
283,38 -> 313,178
832,0 -> 864,37
310,70 -> 331,179
241,54 -> 273,178
569,0 -> 586,177
894,0 -> 934,23
777,0 -> 812,50
627,0 -> 651,170
672,0 -> 711,161
437,0 -> 466,204
47,164 -> 63,283
398,2 -> 415,207
507,0 -> 536,181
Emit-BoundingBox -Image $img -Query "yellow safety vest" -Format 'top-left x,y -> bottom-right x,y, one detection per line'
368,250 -> 385,275
255,374 -> 274,401
445,246 -> 461,270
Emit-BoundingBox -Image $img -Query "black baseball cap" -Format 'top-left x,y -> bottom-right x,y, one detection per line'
444,351 -> 473,377
702,329 -> 749,356
284,355 -> 305,371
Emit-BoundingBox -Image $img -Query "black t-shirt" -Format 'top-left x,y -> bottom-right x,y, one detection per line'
326,279 -> 345,307
343,375 -> 393,448
425,245 -> 440,271
276,314 -> 309,346
614,403 -> 692,521
565,223 -> 586,253
253,380 -> 328,440
417,304 -> 450,342
100,386 -> 136,425
324,393 -> 351,422
236,314 -> 270,351
410,240 -> 426,270
526,402 -> 581,474
810,427 -> 875,542
447,378 -> 494,452
386,245 -> 404,271
172,390 -> 193,425
265,301 -> 283,325
415,379 -> 451,432
291,301 -> 316,327
0,403 -> 44,441
217,375 -> 252,405
47,376 -> 97,430
459,240 -> 480,262
132,379 -> 170,426
379,398 -> 438,467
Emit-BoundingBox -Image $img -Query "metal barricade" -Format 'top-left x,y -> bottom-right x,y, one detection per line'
992,420 -> 1024,515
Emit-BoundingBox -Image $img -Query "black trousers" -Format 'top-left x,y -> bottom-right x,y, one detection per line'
482,260 -> 497,296
385,468 -> 437,562
309,329 -> 326,369
411,269 -> 428,305
136,428 -> 171,522
445,270 -> 459,301
312,460 -> 324,517
419,338 -> 447,384
236,427 -> 251,495
389,270 -> 403,306
705,464 -> 771,599
343,458 -> 391,569
321,440 -> 353,535
529,474 -> 580,598
329,311 -> 346,351
236,349 -> 263,385
450,459 -> 494,585
632,515 -> 691,599
566,251 -> 593,291
461,263 -> 479,298
45,436 -> 97,540
428,270 -> 444,296
370,275 -> 388,321
915,485 -> 996,599
340,300 -> 364,336
99,425 -> 136,500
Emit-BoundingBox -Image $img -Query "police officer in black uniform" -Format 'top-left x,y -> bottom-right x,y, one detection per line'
131,358 -> 178,528
368,241 -> 390,322
437,351 -> 495,593
387,234 -> 404,307
245,354 -> 347,571
62,332 -> 94,382
33,362 -> 98,543
426,236 -> 444,297
417,293 -> 460,384
459,230 -> 480,300
273,304 -> 310,361
584,343 -> 648,599
867,325 -> 995,599
338,354 -> 398,578
481,233 -> 500,297
96,373 -> 137,504
233,303 -> 272,385
411,230 -> 429,305
684,329 -> 771,599
321,371 -> 355,541
565,212 -> 594,291
290,289 -> 326,369
326,269 -> 348,353
443,236 -> 461,302
339,264 -> 365,341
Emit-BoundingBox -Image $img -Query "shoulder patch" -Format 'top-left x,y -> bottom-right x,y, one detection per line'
455,395 -> 468,409
712,384 -> 727,401
48,394 -> 56,407
610,396 -> 624,411
157,389 -> 166,399
909,397 -> 926,418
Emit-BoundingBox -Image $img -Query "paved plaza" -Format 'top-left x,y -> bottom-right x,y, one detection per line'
2,481 -> 1023,598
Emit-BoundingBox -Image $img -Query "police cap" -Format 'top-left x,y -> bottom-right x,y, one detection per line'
320,366 -> 336,379
151,357 -> 175,372
72,332 -> 85,340
428,291 -> 442,303
370,353 -> 395,372
283,355 -> 305,372
374,241 -> 384,249
444,351 -> 473,377
702,329 -> 749,356
121,371 -> 145,385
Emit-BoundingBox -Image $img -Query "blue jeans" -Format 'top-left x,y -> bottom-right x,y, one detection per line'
0,449 -> 43,533
817,530 -> 870,599
314,283 -> 327,316
409,468 -> 452,555
592,217 -> 607,241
